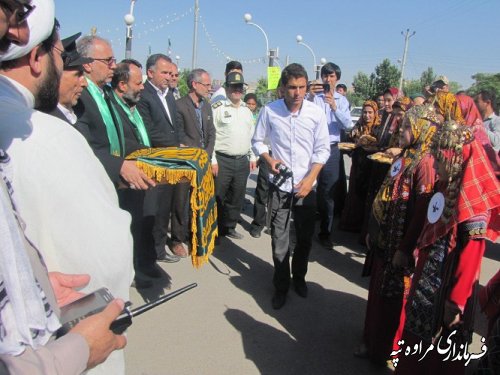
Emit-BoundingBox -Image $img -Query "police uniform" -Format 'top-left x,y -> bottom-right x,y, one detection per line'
212,72 -> 255,237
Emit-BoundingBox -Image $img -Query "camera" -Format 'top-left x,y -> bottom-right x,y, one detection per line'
272,163 -> 293,188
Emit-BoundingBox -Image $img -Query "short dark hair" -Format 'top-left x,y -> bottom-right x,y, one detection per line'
111,59 -> 142,89
281,63 -> 308,86
336,83 -> 347,91
225,60 -> 242,74
244,93 -> 257,103
321,62 -> 341,80
146,53 -> 172,71
478,90 -> 497,113
187,68 -> 208,90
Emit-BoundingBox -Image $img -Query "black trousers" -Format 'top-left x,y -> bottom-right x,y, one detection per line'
251,157 -> 270,229
215,153 -> 250,231
144,182 -> 189,257
117,189 -> 156,272
269,185 -> 317,293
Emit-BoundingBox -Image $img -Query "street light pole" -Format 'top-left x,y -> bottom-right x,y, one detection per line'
398,29 -> 416,92
296,35 -> 318,79
175,55 -> 180,67
192,0 -> 199,69
243,13 -> 272,67
124,0 -> 137,59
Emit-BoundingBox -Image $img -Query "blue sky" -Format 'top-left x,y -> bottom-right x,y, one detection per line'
55,0 -> 498,90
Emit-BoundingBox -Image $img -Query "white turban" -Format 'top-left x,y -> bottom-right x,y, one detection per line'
0,0 -> 55,62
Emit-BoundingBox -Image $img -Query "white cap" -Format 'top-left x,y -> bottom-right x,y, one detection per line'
0,0 -> 55,62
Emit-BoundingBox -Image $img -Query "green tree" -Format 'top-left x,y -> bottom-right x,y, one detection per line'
374,58 -> 400,94
177,68 -> 190,97
420,67 -> 435,87
254,77 -> 278,105
351,71 -> 376,104
467,73 -> 500,108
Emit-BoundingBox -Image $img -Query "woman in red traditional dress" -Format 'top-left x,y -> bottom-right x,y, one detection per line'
394,120 -> 500,375
356,105 -> 438,366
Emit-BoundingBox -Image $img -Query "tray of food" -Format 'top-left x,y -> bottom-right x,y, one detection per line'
338,142 -> 356,151
358,134 -> 378,146
367,152 -> 394,164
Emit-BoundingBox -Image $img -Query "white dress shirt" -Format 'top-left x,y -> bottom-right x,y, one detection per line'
57,103 -> 77,124
252,99 -> 330,193
149,80 -> 172,123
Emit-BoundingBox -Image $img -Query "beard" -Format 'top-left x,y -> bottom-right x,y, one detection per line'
35,54 -> 61,112
123,90 -> 141,106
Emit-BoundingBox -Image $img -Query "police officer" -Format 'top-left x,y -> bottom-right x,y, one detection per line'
212,72 -> 256,239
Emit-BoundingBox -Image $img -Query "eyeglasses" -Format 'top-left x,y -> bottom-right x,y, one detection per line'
196,81 -> 211,88
93,57 -> 116,67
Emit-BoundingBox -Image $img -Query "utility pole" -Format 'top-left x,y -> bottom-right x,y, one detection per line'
191,0 -> 199,69
398,29 -> 415,92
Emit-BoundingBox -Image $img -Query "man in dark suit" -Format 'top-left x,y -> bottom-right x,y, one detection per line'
176,68 -> 216,159
137,54 -> 188,260
47,33 -> 92,124
74,36 -> 165,286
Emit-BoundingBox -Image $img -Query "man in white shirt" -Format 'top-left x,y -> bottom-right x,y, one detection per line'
252,63 -> 330,309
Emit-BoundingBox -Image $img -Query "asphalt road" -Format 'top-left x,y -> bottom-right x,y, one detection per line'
124,160 -> 499,375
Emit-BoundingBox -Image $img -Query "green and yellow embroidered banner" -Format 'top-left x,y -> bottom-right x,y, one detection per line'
126,147 -> 217,268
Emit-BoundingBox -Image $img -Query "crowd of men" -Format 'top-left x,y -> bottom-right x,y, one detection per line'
0,0 -> 499,374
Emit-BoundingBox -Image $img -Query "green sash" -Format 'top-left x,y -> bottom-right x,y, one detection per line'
112,91 -> 151,147
86,78 -> 123,156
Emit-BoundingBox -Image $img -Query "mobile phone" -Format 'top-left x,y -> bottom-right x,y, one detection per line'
322,83 -> 330,92
57,287 -> 126,336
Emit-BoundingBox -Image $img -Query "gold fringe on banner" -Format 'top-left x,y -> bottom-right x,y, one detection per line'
127,147 -> 217,268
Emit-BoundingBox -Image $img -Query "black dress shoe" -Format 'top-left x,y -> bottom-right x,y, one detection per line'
318,235 -> 334,249
132,277 -> 153,289
157,253 -> 180,263
272,291 -> 287,310
139,265 -> 162,278
293,280 -> 308,298
223,228 -> 244,240
249,226 -> 263,238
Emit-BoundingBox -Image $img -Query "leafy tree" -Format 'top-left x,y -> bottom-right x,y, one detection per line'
177,68 -> 190,97
254,77 -> 278,105
467,73 -> 500,108
419,67 -> 435,87
374,59 -> 400,94
351,71 -> 376,105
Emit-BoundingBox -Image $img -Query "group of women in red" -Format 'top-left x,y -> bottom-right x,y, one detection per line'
341,87 -> 500,374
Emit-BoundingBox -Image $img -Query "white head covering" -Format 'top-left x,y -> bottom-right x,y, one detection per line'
0,0 -> 55,61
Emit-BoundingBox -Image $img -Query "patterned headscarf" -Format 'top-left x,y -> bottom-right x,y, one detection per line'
351,100 -> 380,139
393,96 -> 412,113
402,104 -> 439,152
433,91 -> 464,124
417,120 -> 500,250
